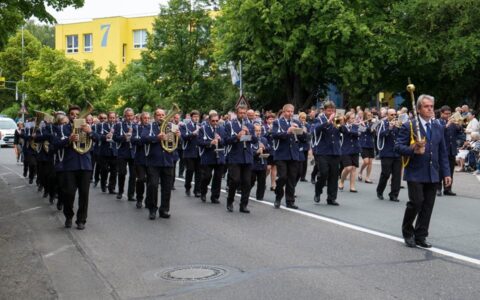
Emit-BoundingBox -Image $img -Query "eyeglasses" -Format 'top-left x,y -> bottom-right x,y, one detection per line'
210,119 -> 219,123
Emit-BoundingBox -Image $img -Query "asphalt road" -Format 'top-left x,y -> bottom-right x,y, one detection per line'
1,148 -> 479,300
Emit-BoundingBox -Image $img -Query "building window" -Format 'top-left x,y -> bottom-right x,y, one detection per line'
122,44 -> 126,63
66,35 -> 78,53
84,34 -> 93,52
133,29 -> 147,49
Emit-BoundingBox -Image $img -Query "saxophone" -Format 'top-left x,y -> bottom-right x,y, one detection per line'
160,103 -> 180,153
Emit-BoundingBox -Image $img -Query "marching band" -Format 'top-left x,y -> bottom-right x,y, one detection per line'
16,95 -> 466,247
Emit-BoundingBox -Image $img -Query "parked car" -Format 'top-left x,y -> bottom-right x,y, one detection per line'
0,117 -> 17,147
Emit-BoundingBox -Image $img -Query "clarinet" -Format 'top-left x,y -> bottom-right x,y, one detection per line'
214,125 -> 219,159
241,119 -> 247,149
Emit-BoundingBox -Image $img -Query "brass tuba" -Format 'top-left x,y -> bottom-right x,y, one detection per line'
30,113 -> 43,152
72,102 -> 94,155
160,103 -> 180,153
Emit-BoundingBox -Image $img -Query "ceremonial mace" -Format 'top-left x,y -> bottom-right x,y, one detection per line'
406,78 -> 425,154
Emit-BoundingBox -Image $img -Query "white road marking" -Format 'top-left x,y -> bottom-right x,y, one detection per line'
0,172 -> 11,176
175,177 -> 480,266
0,165 -> 24,178
43,244 -> 75,258
12,185 -> 26,189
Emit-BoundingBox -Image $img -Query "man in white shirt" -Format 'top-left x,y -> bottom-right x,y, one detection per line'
465,112 -> 479,141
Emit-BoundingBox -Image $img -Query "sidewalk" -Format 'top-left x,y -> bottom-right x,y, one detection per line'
0,180 -> 56,299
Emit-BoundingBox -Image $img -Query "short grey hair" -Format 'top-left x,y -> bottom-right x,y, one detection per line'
123,107 -> 134,116
416,94 -> 435,110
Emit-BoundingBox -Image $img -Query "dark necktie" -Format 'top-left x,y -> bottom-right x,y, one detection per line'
426,122 -> 431,140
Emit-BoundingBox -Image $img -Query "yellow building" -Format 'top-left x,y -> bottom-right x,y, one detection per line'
55,15 -> 156,77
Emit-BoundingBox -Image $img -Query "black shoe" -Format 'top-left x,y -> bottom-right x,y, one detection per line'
136,201 -> 142,209
314,195 -> 320,203
194,192 -> 201,198
226,204 -> 233,212
29,178 -> 33,184
239,207 -> 250,213
65,219 -> 72,228
23,173 -> 27,178
178,174 -> 184,178
443,190 -> 456,196
415,239 -> 432,248
116,193 -> 123,200
256,197 -> 263,201
149,211 -> 156,220
201,195 -> 207,202
400,185 -> 405,189
377,193 -> 384,200
159,211 -> 170,219
211,198 -> 220,204
349,189 -> 358,193
171,186 -> 176,190
49,196 -> 55,204
327,200 -> 339,206
274,200 -> 281,209
389,197 -> 400,202
270,187 -> 275,191
43,192 -> 48,198
57,202 -> 63,211
101,186 -> 106,193
436,190 -> 442,197
286,204 -> 298,209
404,236 -> 416,248
186,189 -> 191,197
76,223 -> 85,230
127,197 -> 135,202
38,185 -> 43,192
310,178 -> 316,184
300,178 -> 308,182
109,190 -> 116,195
94,181 -> 99,188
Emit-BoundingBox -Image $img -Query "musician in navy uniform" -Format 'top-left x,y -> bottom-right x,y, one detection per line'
92,113 -> 106,187
141,108 -> 177,220
358,111 -> 375,183
251,123 -> 270,200
395,95 -> 451,248
272,103 -> 306,209
437,105 -> 462,196
113,108 -> 137,201
99,111 -> 118,194
52,105 -> 98,230
131,112 -> 150,209
224,105 -> 257,213
311,101 -> 341,206
197,110 -> 226,203
376,109 -> 402,202
180,110 -> 202,197
33,117 -> 56,203
338,112 -> 361,192
21,122 -> 37,184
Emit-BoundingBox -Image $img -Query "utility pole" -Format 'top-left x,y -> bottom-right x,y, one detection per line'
21,25 -> 26,122
239,60 -> 243,97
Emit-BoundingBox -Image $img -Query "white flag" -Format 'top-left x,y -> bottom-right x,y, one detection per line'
228,61 -> 240,86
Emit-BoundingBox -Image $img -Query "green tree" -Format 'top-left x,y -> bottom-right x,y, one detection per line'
0,30 -> 42,111
24,20 -> 55,48
215,0 -> 401,110
104,61 -> 159,113
20,47 -> 106,111
381,0 -> 480,111
143,0 -> 234,113
0,0 -> 84,49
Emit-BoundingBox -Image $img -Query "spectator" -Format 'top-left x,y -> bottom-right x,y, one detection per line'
465,112 -> 479,141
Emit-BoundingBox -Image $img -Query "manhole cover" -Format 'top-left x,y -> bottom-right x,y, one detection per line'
157,265 -> 228,282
